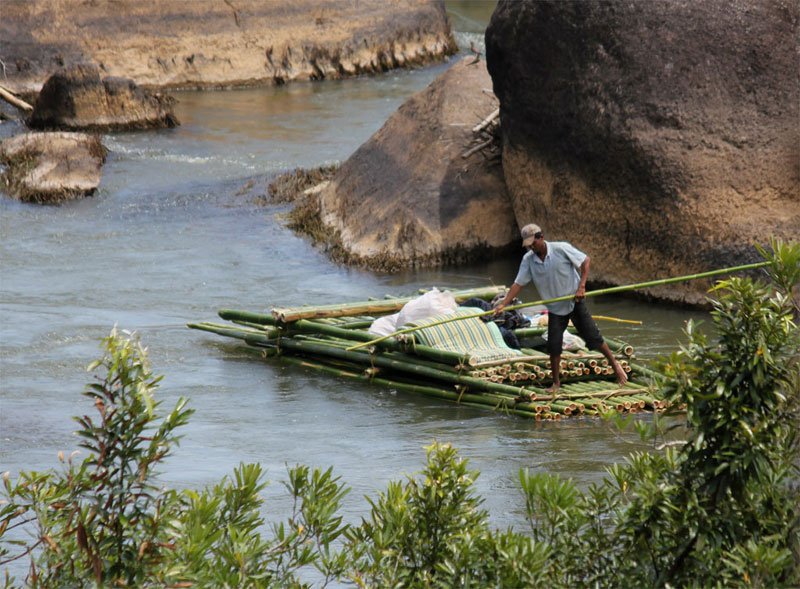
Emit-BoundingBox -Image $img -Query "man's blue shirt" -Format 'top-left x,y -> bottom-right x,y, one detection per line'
514,241 -> 587,315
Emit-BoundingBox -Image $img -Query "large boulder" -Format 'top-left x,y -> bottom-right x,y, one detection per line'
1,0 -> 457,94
0,132 -> 106,203
486,0 -> 799,305
29,64 -> 178,131
314,57 -> 516,270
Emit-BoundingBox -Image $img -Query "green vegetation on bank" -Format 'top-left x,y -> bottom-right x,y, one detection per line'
2,240 -> 798,588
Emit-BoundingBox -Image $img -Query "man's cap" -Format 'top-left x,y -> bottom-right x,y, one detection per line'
520,223 -> 542,247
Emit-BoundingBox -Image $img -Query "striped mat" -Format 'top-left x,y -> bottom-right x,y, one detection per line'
406,307 -> 522,364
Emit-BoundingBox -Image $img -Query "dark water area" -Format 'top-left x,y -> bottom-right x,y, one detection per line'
0,2 -> 709,580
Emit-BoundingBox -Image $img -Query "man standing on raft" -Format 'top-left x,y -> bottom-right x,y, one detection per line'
494,223 -> 628,394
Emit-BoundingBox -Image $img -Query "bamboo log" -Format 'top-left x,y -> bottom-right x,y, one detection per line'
289,319 -> 402,350
383,351 -> 461,374
513,326 -> 547,338
468,354 -> 548,369
192,321 -> 274,336
399,341 -> 472,366
629,361 -> 665,381
272,286 -> 505,323
603,337 -> 635,356
279,355 -> 545,418
606,397 -> 633,411
324,319 -> 375,329
230,319 -> 276,331
219,309 -> 277,326
188,322 -> 276,345
271,337 -> 544,401
347,261 -> 770,351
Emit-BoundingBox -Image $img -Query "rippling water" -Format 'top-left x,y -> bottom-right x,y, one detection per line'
0,3 -> 709,580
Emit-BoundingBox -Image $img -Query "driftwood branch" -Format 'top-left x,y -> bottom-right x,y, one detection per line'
472,108 -> 499,133
0,85 -> 33,112
462,138 -> 493,159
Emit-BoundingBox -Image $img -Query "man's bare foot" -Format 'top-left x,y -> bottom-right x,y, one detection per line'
614,364 -> 628,387
546,382 -> 560,395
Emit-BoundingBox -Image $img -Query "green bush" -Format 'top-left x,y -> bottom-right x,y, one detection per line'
3,240 -> 798,588
514,239 -> 799,588
0,328 -> 351,588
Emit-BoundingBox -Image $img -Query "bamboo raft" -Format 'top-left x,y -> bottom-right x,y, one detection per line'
188,286 -> 668,420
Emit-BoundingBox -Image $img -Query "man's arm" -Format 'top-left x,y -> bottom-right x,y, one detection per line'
493,282 -> 523,314
575,256 -> 590,300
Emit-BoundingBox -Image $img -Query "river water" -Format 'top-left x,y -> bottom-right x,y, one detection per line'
0,1 -> 708,574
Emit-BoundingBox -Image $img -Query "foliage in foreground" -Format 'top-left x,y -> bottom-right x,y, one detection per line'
2,239 -> 798,588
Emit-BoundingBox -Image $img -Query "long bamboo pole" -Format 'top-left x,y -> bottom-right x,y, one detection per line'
346,261 -> 770,351
592,315 -> 642,325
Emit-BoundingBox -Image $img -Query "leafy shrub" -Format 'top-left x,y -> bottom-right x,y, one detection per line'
2,240 -> 797,588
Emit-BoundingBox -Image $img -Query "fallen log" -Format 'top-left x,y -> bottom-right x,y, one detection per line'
0,85 -> 33,112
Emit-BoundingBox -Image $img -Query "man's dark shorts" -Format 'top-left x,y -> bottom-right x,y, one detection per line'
547,301 -> 604,355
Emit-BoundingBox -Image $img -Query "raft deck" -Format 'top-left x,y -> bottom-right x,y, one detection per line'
188,286 -> 667,420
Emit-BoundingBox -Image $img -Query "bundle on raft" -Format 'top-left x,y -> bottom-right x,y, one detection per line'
188,286 -> 669,420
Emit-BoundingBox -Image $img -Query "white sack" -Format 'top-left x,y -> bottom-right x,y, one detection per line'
368,288 -> 458,337
541,329 -> 586,351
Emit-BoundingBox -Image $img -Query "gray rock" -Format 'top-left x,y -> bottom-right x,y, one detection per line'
1,132 -> 106,203
486,0 -> 799,305
317,57 -> 517,270
29,64 -> 178,131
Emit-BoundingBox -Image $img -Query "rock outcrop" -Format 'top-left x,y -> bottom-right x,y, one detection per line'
486,0 -> 799,305
0,132 -> 106,203
1,0 -> 457,95
29,64 -> 178,131
312,57 -> 516,270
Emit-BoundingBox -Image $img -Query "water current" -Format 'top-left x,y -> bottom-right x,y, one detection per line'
0,2 -> 709,576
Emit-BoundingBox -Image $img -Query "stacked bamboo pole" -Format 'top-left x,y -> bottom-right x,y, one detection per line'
189,286 -> 669,420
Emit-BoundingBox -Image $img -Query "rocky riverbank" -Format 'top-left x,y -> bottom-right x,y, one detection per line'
1,0 -> 457,96
485,0 -> 799,305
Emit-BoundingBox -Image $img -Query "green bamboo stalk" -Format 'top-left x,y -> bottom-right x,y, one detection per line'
383,351 -> 462,374
603,337 -> 635,356
513,326 -> 547,338
271,337 -> 544,400
219,309 -> 277,326
629,361 -> 665,381
289,319 -> 401,348
399,341 -> 473,366
187,322 -> 276,345
467,354 -> 550,369
322,319 -> 375,329
292,335 -> 354,348
192,321 -> 266,334
607,395 -> 635,407
229,319 -> 276,331
278,355 -> 543,418
346,261 -> 770,351
306,317 -> 378,330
